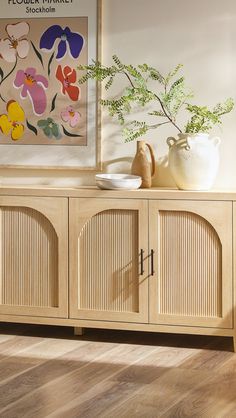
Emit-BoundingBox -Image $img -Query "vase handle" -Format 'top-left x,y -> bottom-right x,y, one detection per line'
146,143 -> 156,178
211,136 -> 221,147
167,137 -> 177,147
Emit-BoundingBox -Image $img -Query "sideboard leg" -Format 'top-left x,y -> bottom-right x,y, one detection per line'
74,327 -> 84,336
233,336 -> 236,353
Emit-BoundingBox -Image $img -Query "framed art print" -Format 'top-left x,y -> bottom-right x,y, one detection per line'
0,0 -> 101,169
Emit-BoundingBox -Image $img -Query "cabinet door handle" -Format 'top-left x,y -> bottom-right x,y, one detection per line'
150,249 -> 154,276
140,249 -> 144,275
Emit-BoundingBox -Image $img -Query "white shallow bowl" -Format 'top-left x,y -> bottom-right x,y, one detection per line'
95,174 -> 142,190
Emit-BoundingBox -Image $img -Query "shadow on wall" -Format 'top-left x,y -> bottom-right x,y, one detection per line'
102,156 -> 133,174
152,155 -> 176,188
103,154 -> 176,188
0,157 -> 171,187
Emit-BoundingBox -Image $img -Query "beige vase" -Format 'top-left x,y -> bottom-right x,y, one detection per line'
131,141 -> 156,188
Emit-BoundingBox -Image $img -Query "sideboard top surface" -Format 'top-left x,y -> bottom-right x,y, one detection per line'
0,185 -> 235,200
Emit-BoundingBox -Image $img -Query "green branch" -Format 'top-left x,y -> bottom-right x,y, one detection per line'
77,56 -> 234,141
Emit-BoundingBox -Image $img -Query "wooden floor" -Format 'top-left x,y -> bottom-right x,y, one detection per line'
0,324 -> 235,418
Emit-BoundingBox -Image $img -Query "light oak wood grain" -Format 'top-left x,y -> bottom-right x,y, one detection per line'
0,313 -> 234,335
0,339 -> 115,414
0,188 -> 234,354
0,185 -> 235,200
69,198 -> 149,323
159,356 -> 236,418
0,325 -> 234,418
0,334 -> 157,417
0,196 -> 68,318
98,341 -> 234,418
149,200 -> 233,329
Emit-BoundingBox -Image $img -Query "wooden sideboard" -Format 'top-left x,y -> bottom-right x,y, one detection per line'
0,185 -> 235,351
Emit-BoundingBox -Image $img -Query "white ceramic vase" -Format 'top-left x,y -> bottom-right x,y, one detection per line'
167,133 -> 221,190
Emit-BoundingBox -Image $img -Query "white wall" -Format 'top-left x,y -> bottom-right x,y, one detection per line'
1,0 -> 236,188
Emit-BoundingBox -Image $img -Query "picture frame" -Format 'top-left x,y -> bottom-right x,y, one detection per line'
0,0 -> 101,170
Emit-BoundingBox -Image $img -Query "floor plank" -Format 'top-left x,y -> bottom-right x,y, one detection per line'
159,353 -> 236,418
1,343 -> 158,417
0,324 -> 234,418
49,346 -> 198,418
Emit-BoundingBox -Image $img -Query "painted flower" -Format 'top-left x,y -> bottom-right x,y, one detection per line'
0,100 -> 25,140
0,22 -> 30,63
40,25 -> 84,60
56,65 -> 80,101
37,118 -> 60,139
60,106 -> 81,127
14,67 -> 48,116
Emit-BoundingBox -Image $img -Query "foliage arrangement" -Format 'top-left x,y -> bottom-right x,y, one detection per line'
78,55 -> 234,142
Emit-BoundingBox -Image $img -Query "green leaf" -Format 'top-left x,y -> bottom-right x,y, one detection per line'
148,110 -> 165,117
184,101 -> 233,134
52,123 -> 60,138
48,52 -> 54,76
105,77 -> 114,90
26,119 -> 37,135
168,77 -> 185,100
138,64 -> 149,72
165,64 -> 183,85
213,97 -> 234,116
43,126 -> 51,137
125,64 -> 142,79
112,55 -> 124,70
122,123 -> 148,142
75,56 -> 234,139
37,119 -> 48,128
61,125 -> 83,137
50,93 -> 57,113
31,41 -> 44,68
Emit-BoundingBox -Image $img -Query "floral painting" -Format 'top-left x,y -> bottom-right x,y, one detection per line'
0,17 -> 87,146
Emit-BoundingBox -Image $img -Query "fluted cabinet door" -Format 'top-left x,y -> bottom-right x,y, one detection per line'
149,200 -> 233,328
69,198 -> 149,323
0,196 -> 68,318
